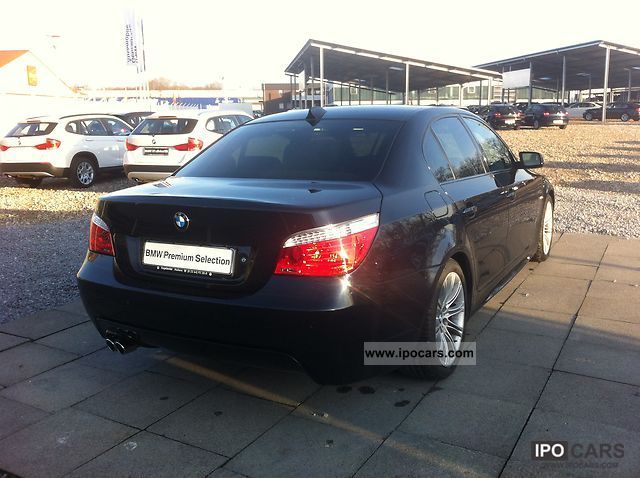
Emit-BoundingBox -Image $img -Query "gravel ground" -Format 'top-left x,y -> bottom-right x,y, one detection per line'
0,122 -> 638,323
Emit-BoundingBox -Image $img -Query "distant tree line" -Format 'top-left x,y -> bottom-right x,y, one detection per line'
89,77 -> 224,91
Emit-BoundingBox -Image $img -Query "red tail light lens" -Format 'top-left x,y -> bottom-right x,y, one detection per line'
0,144 -> 9,151
494,112 -> 502,118
274,213 -> 379,277
543,112 -> 550,116
174,137 -> 203,151
125,139 -> 139,151
34,138 -> 61,150
89,214 -> 114,256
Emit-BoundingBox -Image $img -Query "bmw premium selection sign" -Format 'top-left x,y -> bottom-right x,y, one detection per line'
143,242 -> 234,277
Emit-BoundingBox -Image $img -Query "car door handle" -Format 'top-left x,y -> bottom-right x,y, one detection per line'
462,205 -> 478,218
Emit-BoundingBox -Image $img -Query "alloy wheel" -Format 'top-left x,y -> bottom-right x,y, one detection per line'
77,161 -> 95,186
543,201 -> 553,255
435,272 -> 465,367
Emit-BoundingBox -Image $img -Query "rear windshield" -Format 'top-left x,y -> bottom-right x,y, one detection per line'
176,119 -> 402,181
133,118 -> 197,135
494,106 -> 516,114
7,122 -> 57,137
544,105 -> 565,113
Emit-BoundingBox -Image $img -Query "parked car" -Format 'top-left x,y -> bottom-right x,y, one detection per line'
513,102 -> 534,113
523,104 -> 569,129
583,102 -> 640,122
114,111 -> 154,128
78,105 -> 554,384
477,104 -> 523,129
0,114 -> 132,188
564,102 -> 601,119
123,110 -> 253,182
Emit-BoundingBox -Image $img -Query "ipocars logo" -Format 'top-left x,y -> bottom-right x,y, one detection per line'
531,441 -> 624,461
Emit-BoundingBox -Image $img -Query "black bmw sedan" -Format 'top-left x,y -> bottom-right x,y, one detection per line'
78,106 -> 554,384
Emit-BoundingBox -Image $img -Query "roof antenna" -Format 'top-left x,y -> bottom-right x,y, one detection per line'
306,106 -> 326,126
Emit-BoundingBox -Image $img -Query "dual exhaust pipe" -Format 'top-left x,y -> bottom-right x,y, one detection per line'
105,334 -> 138,354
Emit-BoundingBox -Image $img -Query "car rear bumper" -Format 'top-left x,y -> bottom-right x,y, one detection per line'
0,162 -> 68,178
78,252 -> 431,383
124,164 -> 177,182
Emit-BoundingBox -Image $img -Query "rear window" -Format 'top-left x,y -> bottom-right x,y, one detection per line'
544,105 -> 565,113
493,105 -> 516,114
7,122 -> 57,137
133,118 -> 198,135
176,119 -> 402,181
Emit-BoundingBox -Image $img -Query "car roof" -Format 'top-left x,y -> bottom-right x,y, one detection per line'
21,114 -> 125,122
250,105 -> 468,124
146,110 -> 253,120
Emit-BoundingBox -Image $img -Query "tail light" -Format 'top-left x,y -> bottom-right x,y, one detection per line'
89,214 -> 114,256
174,137 -> 203,151
125,140 -> 139,151
543,112 -> 550,116
274,213 -> 379,277
0,144 -> 8,151
34,138 -> 61,150
493,112 -> 502,118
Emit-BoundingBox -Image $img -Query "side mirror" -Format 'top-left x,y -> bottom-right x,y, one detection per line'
518,151 -> 544,169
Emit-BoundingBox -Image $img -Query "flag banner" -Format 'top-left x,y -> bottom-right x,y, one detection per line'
123,9 -> 139,65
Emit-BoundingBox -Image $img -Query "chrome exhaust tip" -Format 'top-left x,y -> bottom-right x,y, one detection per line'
105,338 -> 116,352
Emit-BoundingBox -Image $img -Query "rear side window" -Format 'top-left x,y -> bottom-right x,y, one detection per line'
102,118 -> 132,136
176,119 -> 401,181
7,122 -> 57,137
82,119 -> 108,136
422,131 -> 454,182
430,117 -> 485,179
205,116 -> 238,134
463,118 -> 513,172
235,115 -> 252,125
133,118 -> 198,135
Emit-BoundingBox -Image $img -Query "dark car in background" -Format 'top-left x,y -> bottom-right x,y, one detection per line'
477,104 -> 523,129
78,106 -> 554,384
523,103 -> 569,129
583,102 -> 640,122
114,111 -> 154,128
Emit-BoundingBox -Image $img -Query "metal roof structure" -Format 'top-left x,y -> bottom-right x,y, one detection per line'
284,39 -> 501,105
475,40 -> 640,92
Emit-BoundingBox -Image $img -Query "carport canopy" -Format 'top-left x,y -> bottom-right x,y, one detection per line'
284,39 -> 502,106
475,40 -> 640,120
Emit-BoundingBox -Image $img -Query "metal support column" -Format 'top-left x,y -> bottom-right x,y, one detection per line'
405,63 -> 410,105
488,77 -> 493,105
459,84 -> 463,107
628,69 -> 632,101
371,78 -> 374,105
561,55 -> 566,106
385,70 -> 389,105
602,48 -> 610,123
478,80 -> 482,106
309,59 -> 314,108
319,47 -> 325,107
528,62 -> 533,105
417,89 -> 421,105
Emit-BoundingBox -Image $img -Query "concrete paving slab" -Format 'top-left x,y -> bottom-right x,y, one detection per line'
149,387 -> 292,457
504,409 -> 640,478
399,388 -> 531,458
605,238 -> 640,259
221,365 -> 320,407
537,371 -> 640,433
36,321 -> 107,356
68,431 -> 225,478
0,333 -> 27,352
354,430 -> 505,478
76,346 -> 172,376
147,353 -> 242,388
0,408 -> 135,478
596,254 -> 640,286
533,258 -> 598,281
475,327 -> 564,369
503,275 -> 590,315
555,339 -> 640,386
466,307 -> 495,339
481,265 -> 536,314
438,357 -> 550,407
0,343 -> 77,387
551,233 -> 608,265
0,396 -> 49,440
53,299 -> 88,317
487,304 -> 574,339
207,469 -> 247,478
1,362 -> 125,412
295,373 -> 433,437
570,315 -> 640,351
579,281 -> 640,323
226,415 -> 381,478
0,308 -> 87,340
76,371 -> 207,429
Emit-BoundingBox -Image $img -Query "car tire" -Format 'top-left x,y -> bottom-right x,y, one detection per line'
14,177 -> 43,188
533,119 -> 541,129
69,156 -> 98,188
513,124 -> 520,130
404,259 -> 468,380
532,197 -> 554,262
584,112 -> 593,121
621,113 -> 630,122
559,125 -> 567,129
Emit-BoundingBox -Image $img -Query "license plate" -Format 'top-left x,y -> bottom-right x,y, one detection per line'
505,119 -> 515,124
143,147 -> 169,155
553,119 -> 564,124
143,241 -> 234,277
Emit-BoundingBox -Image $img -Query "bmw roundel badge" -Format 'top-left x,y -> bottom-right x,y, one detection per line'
174,212 -> 189,230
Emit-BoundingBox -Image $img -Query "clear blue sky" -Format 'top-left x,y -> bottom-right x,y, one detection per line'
3,0 -> 639,89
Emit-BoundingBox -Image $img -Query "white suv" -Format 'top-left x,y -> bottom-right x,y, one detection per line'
123,110 -> 252,182
0,114 -> 132,188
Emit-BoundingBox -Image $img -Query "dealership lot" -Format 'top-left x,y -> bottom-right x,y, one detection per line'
0,232 -> 638,477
